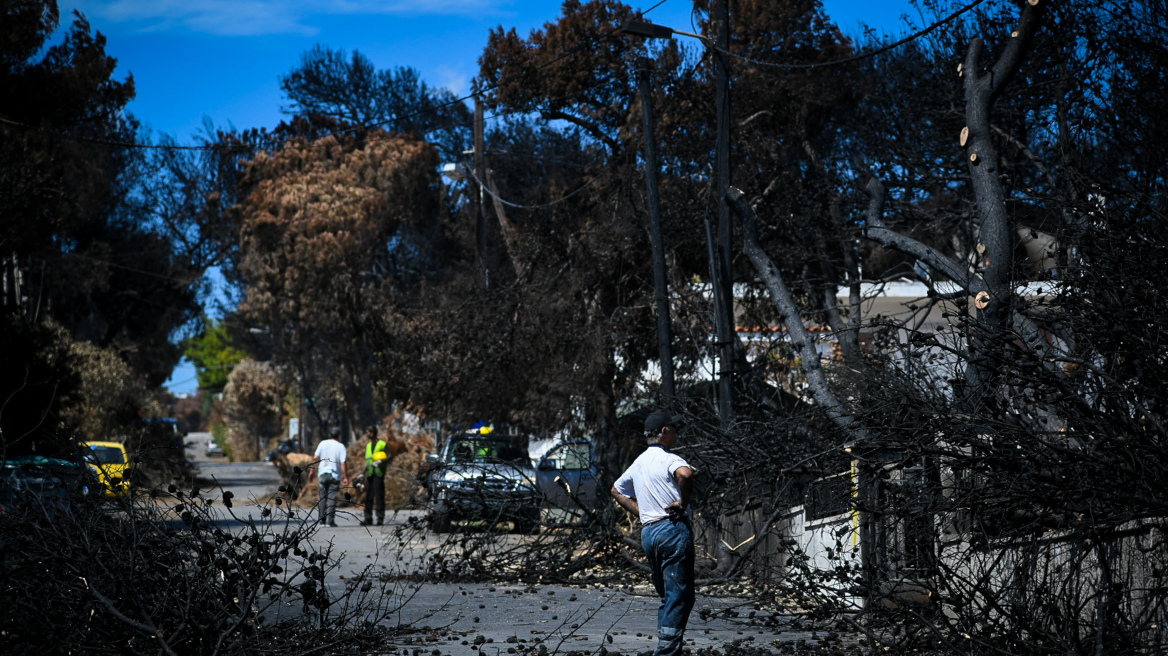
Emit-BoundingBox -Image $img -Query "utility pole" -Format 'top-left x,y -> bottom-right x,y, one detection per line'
619,12 -> 730,414
704,215 -> 724,388
713,0 -> 734,425
636,56 -> 675,401
474,93 -> 489,289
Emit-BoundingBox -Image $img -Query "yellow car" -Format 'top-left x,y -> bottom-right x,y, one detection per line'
82,441 -> 131,497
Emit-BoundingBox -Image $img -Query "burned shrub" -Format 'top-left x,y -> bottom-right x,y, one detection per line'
0,475 -> 418,654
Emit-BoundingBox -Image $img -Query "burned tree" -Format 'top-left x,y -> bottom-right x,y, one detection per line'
232,132 -> 441,436
712,0 -> 1168,652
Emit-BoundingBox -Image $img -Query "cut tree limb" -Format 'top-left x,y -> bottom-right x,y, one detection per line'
861,177 -> 985,296
727,186 -> 870,444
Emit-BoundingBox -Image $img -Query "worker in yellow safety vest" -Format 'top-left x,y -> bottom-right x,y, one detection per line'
362,427 -> 388,526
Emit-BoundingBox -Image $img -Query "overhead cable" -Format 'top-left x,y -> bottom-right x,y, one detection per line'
464,166 -> 598,210
0,116 -> 217,151
714,0 -> 986,70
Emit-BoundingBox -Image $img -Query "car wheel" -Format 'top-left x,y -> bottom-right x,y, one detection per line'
428,506 -> 452,533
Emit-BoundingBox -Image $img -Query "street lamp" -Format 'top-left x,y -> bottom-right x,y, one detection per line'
622,19 -> 707,42
622,3 -> 735,424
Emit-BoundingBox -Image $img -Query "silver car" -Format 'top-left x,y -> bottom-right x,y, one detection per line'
425,433 -> 540,534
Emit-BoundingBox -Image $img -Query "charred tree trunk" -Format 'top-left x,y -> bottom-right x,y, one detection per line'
959,1 -> 1043,406
727,186 -> 870,444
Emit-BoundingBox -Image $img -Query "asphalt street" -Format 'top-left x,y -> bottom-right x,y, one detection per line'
180,432 -> 857,655
308,513 -> 849,655
186,431 -> 280,502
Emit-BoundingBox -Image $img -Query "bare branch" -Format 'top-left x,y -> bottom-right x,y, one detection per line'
728,186 -> 870,444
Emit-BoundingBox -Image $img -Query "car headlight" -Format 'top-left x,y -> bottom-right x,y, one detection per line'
442,470 -> 470,483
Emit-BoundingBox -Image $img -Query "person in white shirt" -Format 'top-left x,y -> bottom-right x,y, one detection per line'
308,432 -> 349,527
611,410 -> 694,656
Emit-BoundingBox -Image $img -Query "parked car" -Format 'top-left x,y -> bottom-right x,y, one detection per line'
205,439 -> 226,458
82,441 -> 132,497
424,430 -> 541,534
0,455 -> 95,515
534,440 -> 598,525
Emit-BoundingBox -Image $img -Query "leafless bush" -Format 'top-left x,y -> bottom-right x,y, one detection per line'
0,478 -> 423,655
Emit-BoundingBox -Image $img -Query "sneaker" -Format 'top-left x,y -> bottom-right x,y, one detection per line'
375,519 -> 383,526
360,519 -> 373,526
328,521 -> 337,527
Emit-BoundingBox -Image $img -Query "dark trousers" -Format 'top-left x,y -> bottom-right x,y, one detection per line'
363,475 -> 385,523
317,473 -> 339,524
642,518 -> 696,656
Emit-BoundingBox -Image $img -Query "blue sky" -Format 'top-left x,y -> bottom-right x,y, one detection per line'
55,0 -> 914,395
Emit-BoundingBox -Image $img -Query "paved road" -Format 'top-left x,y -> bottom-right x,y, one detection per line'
300,513 -> 836,655
184,431 -> 283,503
276,511 -> 847,654
174,435 -> 853,654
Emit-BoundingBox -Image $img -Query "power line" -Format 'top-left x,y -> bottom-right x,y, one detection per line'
464,166 -> 599,210
713,0 -> 986,70
30,253 -> 202,285
484,149 -> 594,169
164,374 -> 202,388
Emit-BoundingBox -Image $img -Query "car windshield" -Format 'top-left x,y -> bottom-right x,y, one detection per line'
548,442 -> 592,469
446,439 -> 528,465
87,446 -> 125,465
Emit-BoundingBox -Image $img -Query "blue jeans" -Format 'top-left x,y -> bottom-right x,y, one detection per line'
642,518 -> 696,656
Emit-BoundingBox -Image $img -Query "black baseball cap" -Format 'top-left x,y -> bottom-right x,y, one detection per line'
644,409 -> 683,435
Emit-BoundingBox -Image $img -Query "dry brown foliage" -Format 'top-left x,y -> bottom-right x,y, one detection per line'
62,338 -> 157,441
234,133 -> 439,432
222,360 -> 280,461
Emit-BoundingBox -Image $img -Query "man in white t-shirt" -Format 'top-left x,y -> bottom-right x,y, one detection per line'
611,410 -> 694,656
308,432 -> 349,527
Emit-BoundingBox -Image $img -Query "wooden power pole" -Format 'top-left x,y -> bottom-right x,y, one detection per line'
714,0 -> 734,425
636,56 -> 675,401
